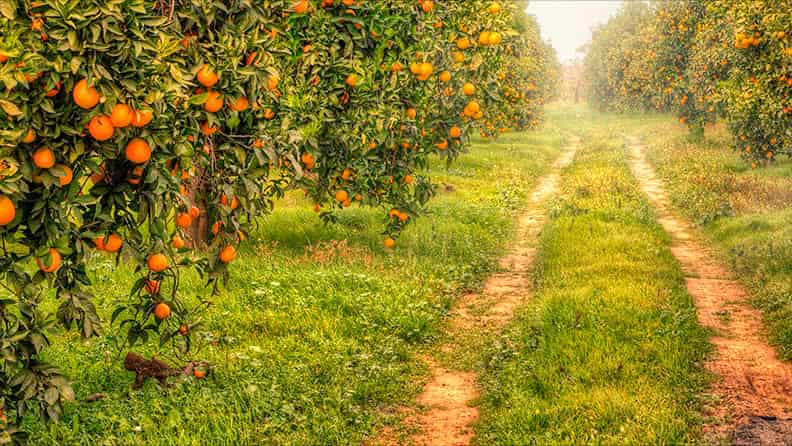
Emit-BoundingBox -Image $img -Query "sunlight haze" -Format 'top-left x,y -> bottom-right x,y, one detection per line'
526,0 -> 624,63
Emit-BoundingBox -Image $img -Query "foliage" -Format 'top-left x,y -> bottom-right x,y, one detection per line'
583,0 -> 791,164
0,0 -> 557,438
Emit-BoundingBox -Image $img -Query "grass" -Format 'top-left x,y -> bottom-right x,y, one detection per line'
19,130 -> 563,445
474,116 -> 711,445
625,116 -> 792,362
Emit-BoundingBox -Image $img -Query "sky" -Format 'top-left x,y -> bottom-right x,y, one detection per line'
526,1 -> 624,64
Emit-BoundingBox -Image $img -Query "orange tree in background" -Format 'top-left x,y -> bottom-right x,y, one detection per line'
0,0 -> 557,437
584,0 -> 790,164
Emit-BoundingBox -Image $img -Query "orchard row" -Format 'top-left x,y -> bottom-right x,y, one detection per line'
584,0 -> 790,164
0,0 -> 558,435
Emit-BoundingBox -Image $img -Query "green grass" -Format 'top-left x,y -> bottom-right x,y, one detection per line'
622,115 -> 792,362
19,130 -> 563,445
474,123 -> 711,445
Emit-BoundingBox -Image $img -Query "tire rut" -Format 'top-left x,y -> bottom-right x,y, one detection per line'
403,137 -> 580,446
628,136 -> 792,445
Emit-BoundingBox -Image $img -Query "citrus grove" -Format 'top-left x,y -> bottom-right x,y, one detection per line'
0,0 -> 558,437
583,0 -> 790,165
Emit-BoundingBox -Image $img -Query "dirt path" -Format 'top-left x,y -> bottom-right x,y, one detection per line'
399,137 -> 580,446
628,137 -> 792,444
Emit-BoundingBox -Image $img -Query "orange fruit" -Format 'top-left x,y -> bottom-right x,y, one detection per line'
110,104 -> 134,128
462,83 -> 475,96
193,369 -> 206,379
36,248 -> 61,273
201,121 -> 218,135
32,147 -> 55,169
172,235 -> 186,249
189,206 -> 201,218
0,195 -> 16,226
489,32 -> 502,45
293,0 -> 309,13
384,237 -> 395,249
488,2 -> 501,14
55,165 -> 73,186
439,71 -> 452,82
204,90 -> 224,112
104,233 -> 123,252
22,129 -> 36,143
176,212 -> 193,228
345,74 -> 358,87
220,195 -> 239,210
153,302 -> 171,320
335,190 -> 349,202
148,253 -> 168,272
73,79 -> 99,109
197,64 -> 219,88
456,37 -> 470,50
125,138 -> 151,164
88,115 -> 115,141
219,245 -> 236,263
229,96 -> 249,112
179,324 -> 189,335
130,109 -> 153,127
450,126 -> 462,138
406,108 -> 417,119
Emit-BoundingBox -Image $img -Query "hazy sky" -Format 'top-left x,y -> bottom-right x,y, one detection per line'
526,1 -> 624,63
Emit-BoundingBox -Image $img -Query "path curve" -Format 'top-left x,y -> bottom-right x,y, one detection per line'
407,137 -> 580,446
628,137 -> 792,444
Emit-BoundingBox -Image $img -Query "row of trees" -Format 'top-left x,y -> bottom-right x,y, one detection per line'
583,0 -> 790,164
0,0 -> 558,439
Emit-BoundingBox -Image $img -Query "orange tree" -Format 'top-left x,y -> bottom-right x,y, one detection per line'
0,0 -> 556,438
584,0 -> 790,163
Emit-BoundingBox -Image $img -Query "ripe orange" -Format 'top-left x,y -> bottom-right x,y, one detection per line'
229,96 -> 249,112
439,71 -> 452,82
130,109 -> 153,127
335,190 -> 349,202
110,104 -> 134,128
73,79 -> 99,109
404,174 -> 413,184
263,108 -> 276,120
36,248 -> 61,273
204,90 -> 224,112
176,212 -> 193,228
489,32 -> 502,45
189,206 -> 200,218
179,324 -> 189,335
22,129 -> 36,143
197,64 -> 219,88
88,115 -> 115,141
201,121 -> 218,135
406,108 -> 417,119
193,369 -> 206,379
457,37 -> 471,50
148,253 -> 168,272
462,83 -> 476,96
55,165 -> 73,186
104,233 -> 123,252
219,245 -> 236,263
32,147 -> 55,169
153,302 -> 171,320
125,138 -> 152,164
345,74 -> 358,87
488,2 -> 501,14
450,126 -> 462,138
172,235 -> 186,249
0,195 -> 16,226
220,195 -> 239,209
384,237 -> 395,249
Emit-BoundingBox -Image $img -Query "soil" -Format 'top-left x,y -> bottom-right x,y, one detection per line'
628,137 -> 792,445
403,138 -> 580,446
